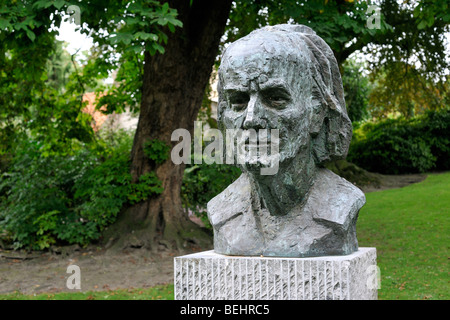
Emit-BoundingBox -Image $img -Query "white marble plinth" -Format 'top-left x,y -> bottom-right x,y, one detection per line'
174,248 -> 377,300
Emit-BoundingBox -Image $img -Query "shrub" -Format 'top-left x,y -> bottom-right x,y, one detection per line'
341,59 -> 370,123
0,140 -> 93,249
348,109 -> 450,174
0,130 -> 164,250
422,110 -> 450,171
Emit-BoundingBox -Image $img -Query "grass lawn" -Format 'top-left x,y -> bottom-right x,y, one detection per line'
357,172 -> 449,300
1,172 -> 448,300
0,284 -> 175,300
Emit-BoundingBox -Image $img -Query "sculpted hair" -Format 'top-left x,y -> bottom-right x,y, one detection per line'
218,24 -> 352,165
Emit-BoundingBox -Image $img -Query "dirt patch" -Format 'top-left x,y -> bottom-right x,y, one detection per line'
358,173 -> 427,193
325,160 -> 428,193
0,245 -> 210,295
0,172 -> 427,295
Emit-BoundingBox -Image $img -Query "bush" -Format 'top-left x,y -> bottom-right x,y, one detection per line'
0,139 -> 93,249
348,109 -> 450,174
341,59 -> 370,123
0,130 -> 163,250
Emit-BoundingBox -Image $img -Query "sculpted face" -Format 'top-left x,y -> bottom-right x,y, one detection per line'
219,37 -> 315,174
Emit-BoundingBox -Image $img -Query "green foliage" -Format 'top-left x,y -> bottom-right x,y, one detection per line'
70,141 -> 132,244
106,0 -> 182,55
413,0 -> 450,30
227,0 -> 392,65
364,1 -> 449,118
46,40 -> 75,92
92,49 -> 144,115
127,172 -> 163,204
181,162 -> 241,228
0,0 -> 183,155
348,109 -> 450,174
71,0 -> 182,115
0,2 -> 94,155
143,139 -> 171,164
0,0 -> 184,249
0,130 -> 163,250
341,58 -> 370,123
370,0 -> 449,77
0,139 -> 92,249
368,63 -> 448,119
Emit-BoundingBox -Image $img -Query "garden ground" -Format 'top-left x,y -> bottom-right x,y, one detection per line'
0,172 -> 434,297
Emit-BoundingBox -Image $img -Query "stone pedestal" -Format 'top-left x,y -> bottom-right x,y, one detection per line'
174,248 -> 377,300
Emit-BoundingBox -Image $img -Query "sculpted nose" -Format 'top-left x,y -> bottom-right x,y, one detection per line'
243,96 -> 266,130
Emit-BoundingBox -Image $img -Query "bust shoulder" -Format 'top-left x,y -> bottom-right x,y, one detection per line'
208,169 -> 365,229
207,169 -> 366,257
306,168 -> 366,230
207,173 -> 252,229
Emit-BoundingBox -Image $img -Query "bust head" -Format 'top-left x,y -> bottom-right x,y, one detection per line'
218,24 -> 352,171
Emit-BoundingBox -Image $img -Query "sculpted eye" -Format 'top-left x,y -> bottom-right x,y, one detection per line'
267,96 -> 288,106
229,92 -> 249,111
262,88 -> 290,109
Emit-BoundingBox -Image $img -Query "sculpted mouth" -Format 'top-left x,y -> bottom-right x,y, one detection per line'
240,129 -> 277,144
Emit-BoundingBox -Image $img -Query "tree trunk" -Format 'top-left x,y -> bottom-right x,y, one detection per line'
103,0 -> 232,252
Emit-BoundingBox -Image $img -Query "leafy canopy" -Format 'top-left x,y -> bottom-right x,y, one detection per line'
0,0 -> 183,155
